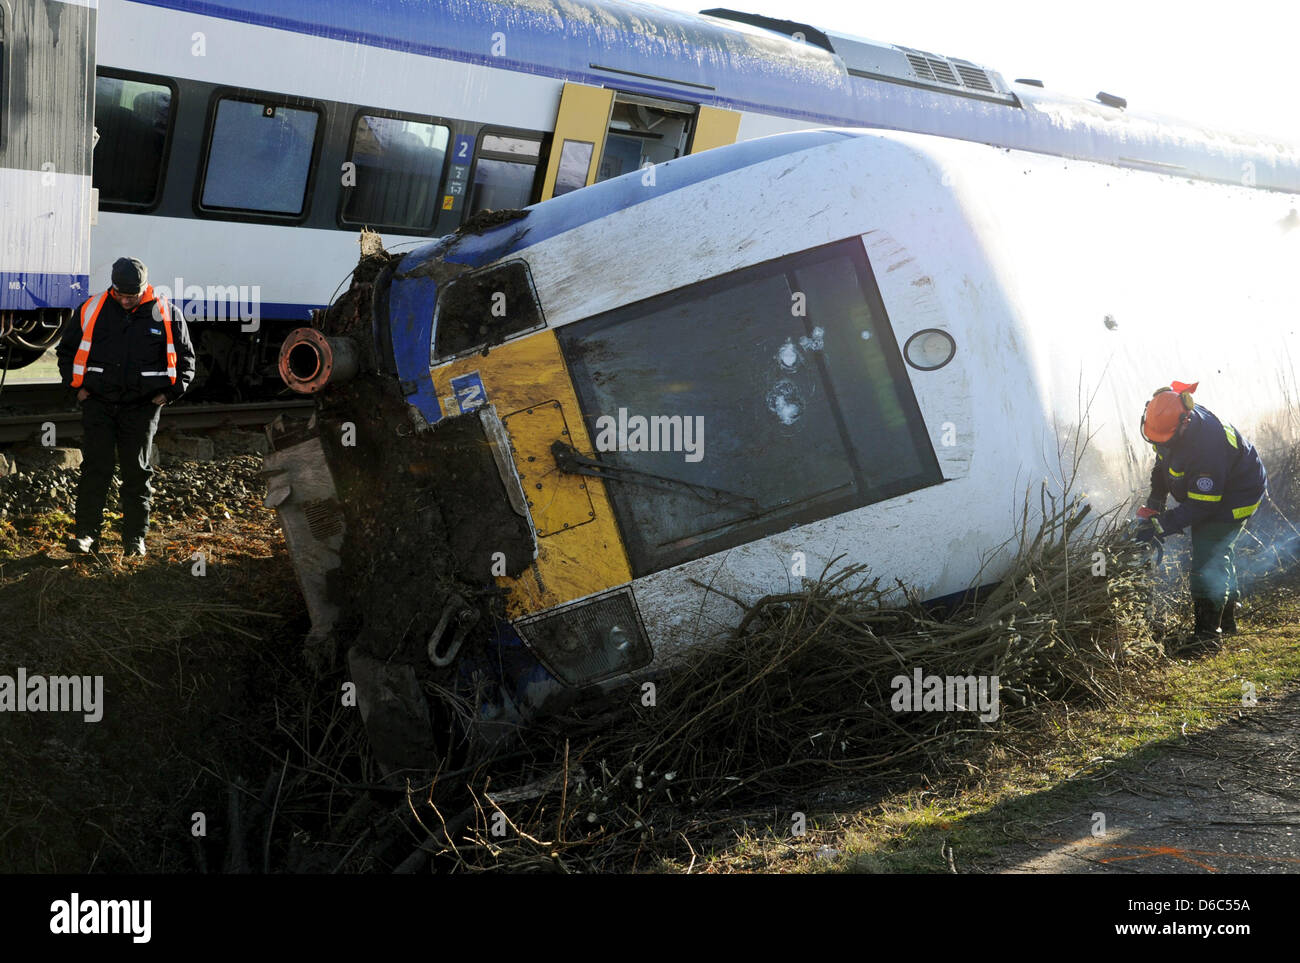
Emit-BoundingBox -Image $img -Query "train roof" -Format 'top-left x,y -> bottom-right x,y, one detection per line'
124,0 -> 1300,191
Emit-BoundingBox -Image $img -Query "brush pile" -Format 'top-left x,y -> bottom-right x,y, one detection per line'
411,489 -> 1167,872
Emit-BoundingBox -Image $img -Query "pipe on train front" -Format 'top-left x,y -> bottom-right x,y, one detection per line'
263,225 -> 557,771
277,327 -> 361,393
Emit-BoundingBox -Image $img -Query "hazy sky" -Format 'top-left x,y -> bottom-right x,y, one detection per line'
648,0 -> 1300,144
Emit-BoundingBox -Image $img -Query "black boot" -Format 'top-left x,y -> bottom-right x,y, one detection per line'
1191,598 -> 1224,646
1220,600 -> 1240,636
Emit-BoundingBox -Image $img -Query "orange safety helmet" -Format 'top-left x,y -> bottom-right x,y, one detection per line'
1141,381 -> 1199,443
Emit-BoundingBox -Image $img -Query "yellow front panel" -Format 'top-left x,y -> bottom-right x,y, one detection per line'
540,82 -> 615,201
502,401 -> 594,537
431,331 -> 633,618
689,105 -> 742,154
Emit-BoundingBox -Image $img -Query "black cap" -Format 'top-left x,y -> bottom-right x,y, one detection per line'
111,257 -> 148,295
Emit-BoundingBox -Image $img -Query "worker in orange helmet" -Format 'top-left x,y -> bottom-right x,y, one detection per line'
1136,381 -> 1268,644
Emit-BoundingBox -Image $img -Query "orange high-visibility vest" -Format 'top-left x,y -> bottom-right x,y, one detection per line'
70,285 -> 177,388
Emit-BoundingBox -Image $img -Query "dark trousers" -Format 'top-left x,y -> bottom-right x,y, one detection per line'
1189,518 -> 1248,605
75,396 -> 163,540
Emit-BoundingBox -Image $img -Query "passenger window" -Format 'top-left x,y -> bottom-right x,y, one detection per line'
93,74 -> 174,206
341,114 -> 449,232
201,97 -> 319,215
558,238 -> 943,576
432,260 -> 545,361
469,132 -> 542,213
552,139 -> 593,197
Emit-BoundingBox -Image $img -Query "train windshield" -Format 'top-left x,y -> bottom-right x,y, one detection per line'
558,237 -> 944,575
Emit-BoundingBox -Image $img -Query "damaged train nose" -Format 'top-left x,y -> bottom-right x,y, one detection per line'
262,233 -> 557,770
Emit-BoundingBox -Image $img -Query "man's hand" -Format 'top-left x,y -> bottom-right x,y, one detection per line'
1136,506 -> 1159,519
1134,520 -> 1164,545
77,388 -> 90,402
152,393 -> 167,406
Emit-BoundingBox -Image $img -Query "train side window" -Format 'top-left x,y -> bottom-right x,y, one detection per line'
468,132 -> 543,214
432,260 -> 545,361
558,237 -> 943,576
92,74 -> 175,207
341,113 -> 449,233
200,97 -> 319,216
552,140 -> 594,197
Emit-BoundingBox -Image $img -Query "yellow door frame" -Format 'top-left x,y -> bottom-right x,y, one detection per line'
689,105 -> 742,154
540,82 -> 615,201
540,83 -> 742,200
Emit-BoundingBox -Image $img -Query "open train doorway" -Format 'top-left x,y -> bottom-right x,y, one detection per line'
540,82 -> 739,200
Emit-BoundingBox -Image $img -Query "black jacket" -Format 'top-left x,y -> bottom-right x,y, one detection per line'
1145,405 -> 1268,533
57,291 -> 196,404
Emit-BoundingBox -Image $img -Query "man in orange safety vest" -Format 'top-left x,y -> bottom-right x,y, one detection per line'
56,257 -> 196,556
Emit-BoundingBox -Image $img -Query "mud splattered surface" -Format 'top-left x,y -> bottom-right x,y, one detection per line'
456,208 -> 529,236
433,260 -> 543,359
308,237 -> 534,673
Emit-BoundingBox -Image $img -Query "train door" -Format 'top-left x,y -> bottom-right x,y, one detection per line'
537,82 -> 740,201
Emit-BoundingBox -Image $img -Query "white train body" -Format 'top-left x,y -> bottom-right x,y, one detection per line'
373,128 -> 1300,684
75,0 -> 1300,398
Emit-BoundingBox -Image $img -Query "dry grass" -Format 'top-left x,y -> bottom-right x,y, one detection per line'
408,487 -> 1178,872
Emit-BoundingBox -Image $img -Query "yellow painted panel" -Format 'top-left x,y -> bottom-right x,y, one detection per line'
540,82 -> 614,201
690,106 -> 742,154
431,331 -> 633,618
502,401 -> 594,538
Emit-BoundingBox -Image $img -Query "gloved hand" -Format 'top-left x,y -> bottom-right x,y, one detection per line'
1136,506 -> 1159,520
1133,519 -> 1164,545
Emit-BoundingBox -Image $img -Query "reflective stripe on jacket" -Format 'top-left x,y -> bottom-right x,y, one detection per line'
69,286 -> 178,389
1148,405 -> 1267,533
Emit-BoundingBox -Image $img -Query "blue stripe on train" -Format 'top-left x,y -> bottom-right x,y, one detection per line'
1,271 -> 328,322
122,0 -> 847,123
0,272 -> 92,312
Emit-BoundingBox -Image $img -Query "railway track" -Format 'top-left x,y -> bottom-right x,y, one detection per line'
0,382 -> 313,443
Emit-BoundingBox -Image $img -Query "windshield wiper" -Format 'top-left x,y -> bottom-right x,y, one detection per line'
550,441 -> 761,512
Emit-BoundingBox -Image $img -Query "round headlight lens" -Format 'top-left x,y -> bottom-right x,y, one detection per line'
903,328 -> 956,371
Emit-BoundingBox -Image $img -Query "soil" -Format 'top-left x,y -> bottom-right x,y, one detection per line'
305,236 -> 535,679
433,260 -> 541,359
456,208 -> 529,236
981,685 -> 1300,873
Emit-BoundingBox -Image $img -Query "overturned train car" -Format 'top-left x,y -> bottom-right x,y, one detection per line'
265,128 -> 1300,766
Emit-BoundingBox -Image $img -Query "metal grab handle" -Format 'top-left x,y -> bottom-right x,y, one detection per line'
427,595 -> 479,667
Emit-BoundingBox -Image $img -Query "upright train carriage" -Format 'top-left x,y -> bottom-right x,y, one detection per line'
11,0 -> 1300,398
0,0 -> 96,371
267,126 -> 1300,765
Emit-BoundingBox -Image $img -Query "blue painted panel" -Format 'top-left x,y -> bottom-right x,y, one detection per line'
0,272 -> 92,311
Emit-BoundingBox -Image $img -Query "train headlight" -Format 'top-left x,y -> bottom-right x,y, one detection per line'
516,590 -> 652,686
903,328 -> 956,371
